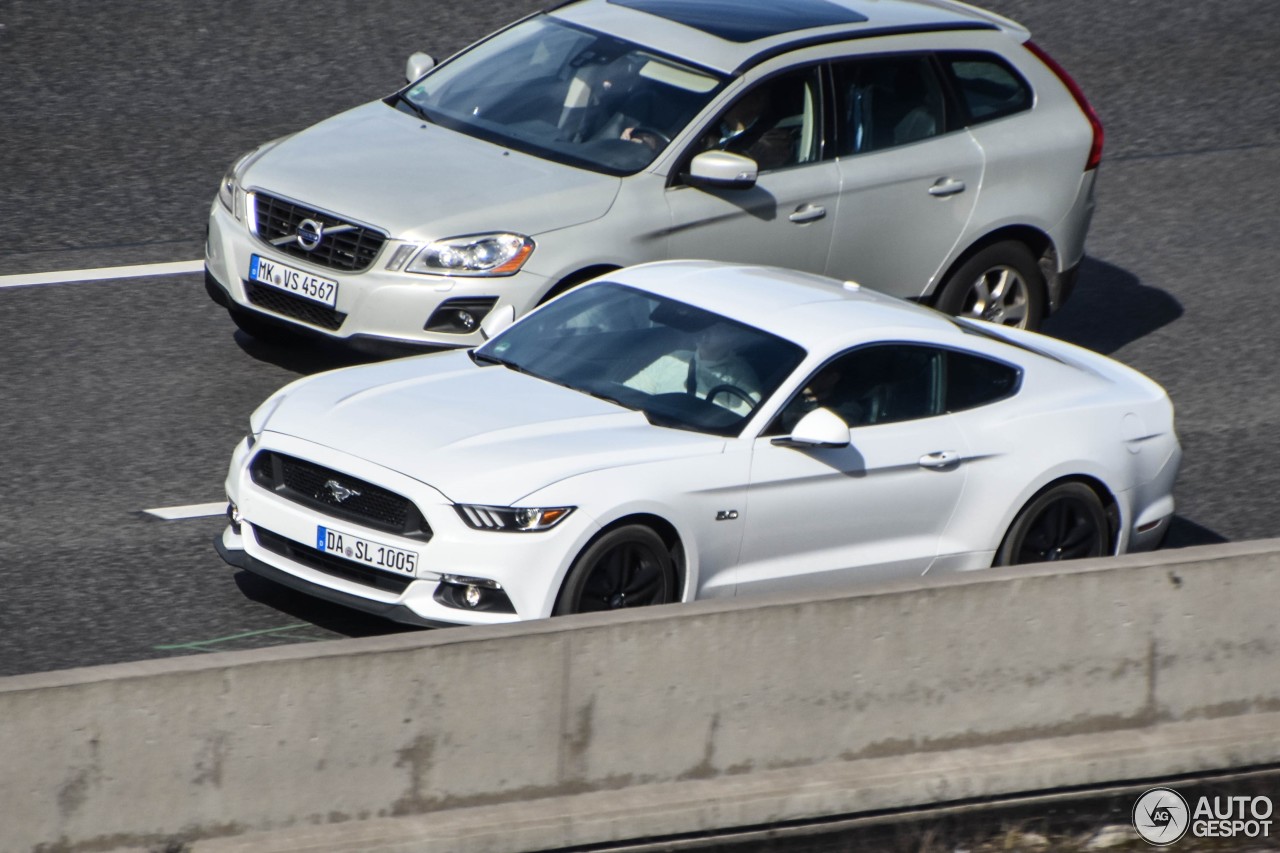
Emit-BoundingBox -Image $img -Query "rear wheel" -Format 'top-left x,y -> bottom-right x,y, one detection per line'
934,241 -> 1045,330
554,525 -> 676,615
995,482 -> 1109,566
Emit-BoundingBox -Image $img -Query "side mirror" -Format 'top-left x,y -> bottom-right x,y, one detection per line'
771,408 -> 850,449
684,150 -> 758,191
405,52 -> 436,83
479,304 -> 515,341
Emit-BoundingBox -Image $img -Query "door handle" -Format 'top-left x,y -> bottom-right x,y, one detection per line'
928,178 -> 966,197
789,204 -> 827,223
918,450 -> 961,469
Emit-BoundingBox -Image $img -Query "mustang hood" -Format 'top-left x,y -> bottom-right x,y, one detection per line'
260,351 -> 725,504
243,101 -> 621,240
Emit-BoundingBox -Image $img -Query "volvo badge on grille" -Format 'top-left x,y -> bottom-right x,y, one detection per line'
296,218 -> 325,252
323,479 -> 362,503
269,218 -> 356,252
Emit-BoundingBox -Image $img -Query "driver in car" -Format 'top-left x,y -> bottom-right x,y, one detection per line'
622,322 -> 762,415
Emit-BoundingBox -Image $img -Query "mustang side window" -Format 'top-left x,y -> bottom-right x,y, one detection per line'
769,344 -> 944,435
944,350 -> 1021,411
834,56 -> 947,155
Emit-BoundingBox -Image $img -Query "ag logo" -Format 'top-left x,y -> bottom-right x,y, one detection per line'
1133,787 -> 1190,846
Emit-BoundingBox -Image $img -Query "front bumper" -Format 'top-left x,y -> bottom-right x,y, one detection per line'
205,201 -> 551,349
221,434 -> 598,627
214,529 -> 461,628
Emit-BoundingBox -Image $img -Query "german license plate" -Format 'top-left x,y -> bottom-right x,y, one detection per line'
317,526 -> 418,577
250,254 -> 338,308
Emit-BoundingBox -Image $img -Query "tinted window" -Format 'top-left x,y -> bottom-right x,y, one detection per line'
770,344 -> 943,434
608,0 -> 866,42
693,67 -> 824,171
481,283 -> 806,436
833,56 -> 947,155
944,350 -> 1020,411
942,52 -> 1032,123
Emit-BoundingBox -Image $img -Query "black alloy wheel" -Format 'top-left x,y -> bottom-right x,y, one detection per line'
554,525 -> 676,615
995,482 -> 1109,566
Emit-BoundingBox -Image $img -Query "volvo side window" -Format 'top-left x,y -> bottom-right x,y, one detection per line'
833,56 -> 947,155
692,67 -> 824,171
941,52 -> 1032,123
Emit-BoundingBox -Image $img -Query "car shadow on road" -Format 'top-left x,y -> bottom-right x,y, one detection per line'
231,330 -> 389,374
230,326 -> 435,373
1164,516 -> 1229,549
1040,256 -> 1183,355
233,570 -> 426,639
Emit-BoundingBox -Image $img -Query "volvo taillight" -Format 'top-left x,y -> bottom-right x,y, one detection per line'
1025,41 -> 1104,171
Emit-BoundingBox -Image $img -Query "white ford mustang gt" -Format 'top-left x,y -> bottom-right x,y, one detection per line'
217,261 -> 1180,627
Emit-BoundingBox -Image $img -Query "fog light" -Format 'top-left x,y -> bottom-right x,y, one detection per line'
434,575 -> 516,614
424,297 -> 497,333
226,501 -> 242,535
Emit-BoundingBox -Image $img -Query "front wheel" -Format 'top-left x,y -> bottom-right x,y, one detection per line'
553,525 -> 676,615
934,242 -> 1046,330
995,482 -> 1109,566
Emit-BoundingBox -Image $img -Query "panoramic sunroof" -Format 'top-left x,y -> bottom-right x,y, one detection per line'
607,0 -> 868,43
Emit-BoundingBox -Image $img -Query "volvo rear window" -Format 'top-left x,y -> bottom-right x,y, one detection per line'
942,52 -> 1032,123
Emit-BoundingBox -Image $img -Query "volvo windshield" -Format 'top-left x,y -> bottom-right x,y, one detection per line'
398,16 -> 726,175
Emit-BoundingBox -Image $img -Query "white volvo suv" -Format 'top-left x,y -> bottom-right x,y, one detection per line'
205,0 -> 1103,351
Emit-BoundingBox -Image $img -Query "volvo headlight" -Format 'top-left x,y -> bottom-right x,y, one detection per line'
455,504 -> 574,532
406,233 -> 535,277
216,138 -> 289,221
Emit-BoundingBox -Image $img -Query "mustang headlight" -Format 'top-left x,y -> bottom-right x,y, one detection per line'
406,233 -> 535,277
456,504 -> 574,532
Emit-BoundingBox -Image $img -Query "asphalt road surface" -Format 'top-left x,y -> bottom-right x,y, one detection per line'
1,1 -> 1277,677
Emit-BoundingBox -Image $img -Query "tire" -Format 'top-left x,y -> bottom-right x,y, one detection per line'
995,482 -> 1110,567
934,241 -> 1046,330
553,525 -> 676,615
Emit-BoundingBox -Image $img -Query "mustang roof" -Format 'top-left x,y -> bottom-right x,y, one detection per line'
605,260 -> 969,350
553,0 -> 1024,75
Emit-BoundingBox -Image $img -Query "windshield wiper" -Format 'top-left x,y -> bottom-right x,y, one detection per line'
468,350 -> 518,369
390,92 -> 432,123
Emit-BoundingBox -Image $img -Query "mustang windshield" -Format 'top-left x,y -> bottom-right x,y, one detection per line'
399,16 -> 726,175
477,283 -> 806,436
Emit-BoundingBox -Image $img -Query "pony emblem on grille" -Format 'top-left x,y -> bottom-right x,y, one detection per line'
323,479 -> 362,503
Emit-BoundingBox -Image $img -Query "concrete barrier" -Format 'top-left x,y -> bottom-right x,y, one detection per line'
3,540 -> 1279,853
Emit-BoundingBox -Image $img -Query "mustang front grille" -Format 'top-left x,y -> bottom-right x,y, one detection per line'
252,192 -> 387,272
253,526 -> 413,594
249,451 -> 432,541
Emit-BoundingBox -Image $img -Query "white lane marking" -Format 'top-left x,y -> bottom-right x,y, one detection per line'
0,259 -> 203,290
144,502 -> 227,521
